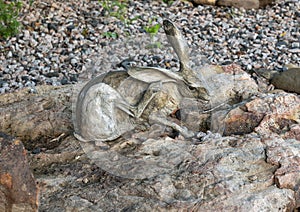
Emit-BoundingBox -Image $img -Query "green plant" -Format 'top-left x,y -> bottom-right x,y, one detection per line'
81,28 -> 89,37
99,0 -> 141,26
29,0 -> 35,7
100,0 -> 129,23
162,0 -> 174,5
102,31 -> 118,39
144,23 -> 161,37
0,0 -> 22,39
144,17 -> 162,48
144,18 -> 161,39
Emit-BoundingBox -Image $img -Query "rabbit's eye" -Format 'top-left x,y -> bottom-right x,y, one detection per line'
188,86 -> 196,91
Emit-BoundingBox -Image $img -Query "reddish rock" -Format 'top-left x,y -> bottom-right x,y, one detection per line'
263,137 -> 300,207
254,93 -> 300,138
222,106 -> 264,135
221,92 -> 300,138
283,124 -> 300,140
0,133 -> 39,211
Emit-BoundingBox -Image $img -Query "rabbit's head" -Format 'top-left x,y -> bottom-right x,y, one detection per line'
163,19 -> 210,101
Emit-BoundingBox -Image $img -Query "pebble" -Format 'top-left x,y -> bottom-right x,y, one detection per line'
292,42 -> 300,48
0,0 -> 299,93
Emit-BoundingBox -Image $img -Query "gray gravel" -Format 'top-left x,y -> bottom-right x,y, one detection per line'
0,0 -> 299,93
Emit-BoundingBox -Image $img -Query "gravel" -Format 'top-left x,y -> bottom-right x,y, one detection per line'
0,0 -> 299,93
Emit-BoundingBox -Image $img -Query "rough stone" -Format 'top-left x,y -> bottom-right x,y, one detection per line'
178,64 -> 259,134
30,134 -> 299,211
192,0 -> 275,9
0,85 -> 73,149
221,0 -> 275,9
263,137 -> 300,207
0,74 -> 299,211
270,68 -> 300,94
219,92 -> 300,137
192,0 -> 216,6
0,133 -> 39,211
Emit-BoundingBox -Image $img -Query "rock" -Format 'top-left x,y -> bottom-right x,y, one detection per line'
179,64 -> 259,133
0,133 -> 39,211
270,68 -> 300,94
0,79 -> 299,211
264,136 -> 300,207
204,64 -> 259,106
0,85 -> 73,149
194,186 -> 295,211
217,0 -> 273,9
192,0 -> 216,6
255,67 -> 300,94
33,134 -> 299,211
254,0 -> 275,8
218,0 -> 259,9
191,0 -> 275,9
218,92 -> 300,137
44,71 -> 59,78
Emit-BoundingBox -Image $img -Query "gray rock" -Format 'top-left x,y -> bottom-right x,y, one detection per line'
255,67 -> 300,94
0,0 -> 299,210
70,58 -> 78,66
1,0 -> 299,94
0,82 -> 299,211
6,51 -> 12,58
33,131 -> 299,211
291,42 -> 300,48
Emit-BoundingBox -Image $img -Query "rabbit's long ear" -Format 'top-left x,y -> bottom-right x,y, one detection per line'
128,66 -> 183,83
163,20 -> 190,71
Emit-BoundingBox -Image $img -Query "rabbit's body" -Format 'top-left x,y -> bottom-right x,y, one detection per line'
74,20 -> 259,143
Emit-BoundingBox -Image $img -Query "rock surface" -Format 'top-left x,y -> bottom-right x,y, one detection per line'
0,85 -> 73,149
0,0 -> 299,210
0,133 -> 39,211
270,68 -> 300,94
28,132 -> 299,211
192,0 -> 276,9
255,67 -> 300,94
0,72 -> 299,210
220,92 -> 300,137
